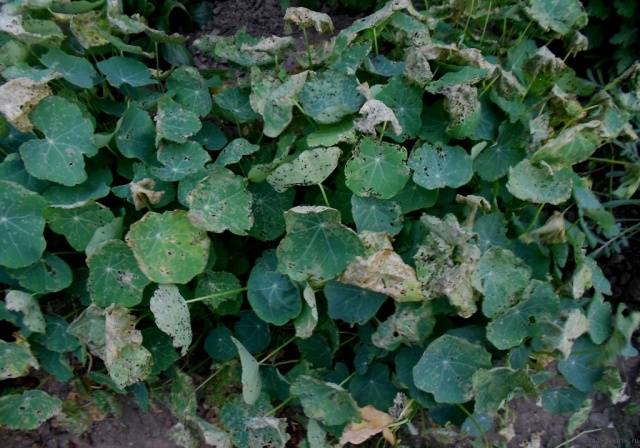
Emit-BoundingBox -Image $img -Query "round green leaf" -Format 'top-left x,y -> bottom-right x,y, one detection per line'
115,104 -> 156,163
155,96 -> 202,144
19,96 -> 97,186
248,182 -> 295,241
88,240 -> 150,308
351,195 -> 403,235
408,142 -> 473,190
486,280 -> 560,350
8,253 -> 72,293
472,247 -> 532,318
213,87 -> 259,123
42,168 -> 112,208
413,334 -> 492,404
541,387 -> 587,414
587,294 -> 612,345
473,122 -> 527,182
391,179 -> 438,213
290,375 -> 359,427
151,141 -> 211,182
45,202 -> 115,251
267,146 -> 341,192
34,314 -> 81,353
195,271 -> 243,315
276,206 -> 364,283
248,250 -> 302,326
324,280 -> 386,325
97,56 -> 155,87
0,180 -> 46,268
126,210 -> 210,284
40,47 -> 100,88
167,66 -> 212,117
506,159 -> 573,205
298,70 -> 364,124
187,165 -> 254,235
349,363 -> 397,411
344,137 -> 410,199
557,337 -> 603,393
376,76 -> 423,140
0,390 -> 61,430
142,327 -> 179,376
234,310 -> 271,354
204,326 -> 236,362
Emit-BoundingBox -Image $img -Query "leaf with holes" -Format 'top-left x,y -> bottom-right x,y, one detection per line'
19,96 -> 97,186
126,210 -> 210,284
187,165 -> 254,235
345,137 -> 410,199
88,240 -> 150,308
0,390 -> 61,430
276,206 -> 363,283
408,142 -> 473,190
267,146 -> 341,192
150,285 -> 192,356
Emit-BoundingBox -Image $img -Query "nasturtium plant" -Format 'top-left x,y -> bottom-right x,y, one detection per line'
0,0 -> 639,445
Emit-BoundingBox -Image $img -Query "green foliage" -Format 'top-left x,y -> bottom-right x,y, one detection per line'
0,0 -> 638,443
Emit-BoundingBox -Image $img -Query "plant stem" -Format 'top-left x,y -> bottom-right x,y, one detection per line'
266,396 -> 293,416
185,287 -> 247,304
318,183 -> 331,207
373,27 -> 379,55
379,121 -> 388,143
460,0 -> 475,46
525,203 -> 545,233
302,27 -> 312,67
339,371 -> 356,387
553,429 -> 601,448
480,0 -> 492,46
194,360 -> 234,393
588,157 -> 631,166
456,403 -> 490,448
258,335 -> 297,364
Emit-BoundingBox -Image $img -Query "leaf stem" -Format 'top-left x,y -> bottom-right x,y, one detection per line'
258,335 -> 297,364
339,371 -> 356,387
185,287 -> 247,304
553,429 -> 601,448
266,396 -> 293,416
479,0 -> 492,47
378,121 -> 388,143
372,27 -> 379,55
525,203 -> 545,233
460,0 -> 475,46
455,403 -> 490,448
588,157 -> 631,167
318,183 -> 331,207
302,27 -> 312,67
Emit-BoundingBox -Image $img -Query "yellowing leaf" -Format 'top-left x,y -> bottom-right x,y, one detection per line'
340,406 -> 396,446
0,77 -> 51,132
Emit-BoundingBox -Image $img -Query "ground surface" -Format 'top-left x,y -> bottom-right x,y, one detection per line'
1,1 -> 639,447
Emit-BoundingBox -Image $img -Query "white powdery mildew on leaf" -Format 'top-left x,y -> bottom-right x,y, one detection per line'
355,99 -> 403,136
150,284 -> 192,356
104,305 -> 153,388
5,290 -> 45,333
267,146 -> 341,192
0,77 -> 51,131
340,234 -> 422,301
283,7 -> 334,33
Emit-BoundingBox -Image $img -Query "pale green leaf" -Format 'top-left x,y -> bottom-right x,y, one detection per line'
408,142 -> 473,190
187,165 -> 254,235
5,290 -> 45,333
88,240 -> 150,308
230,336 -> 262,405
298,71 -> 364,124
506,159 -> 573,205
126,210 -> 210,284
45,202 -> 114,252
0,390 -> 61,430
155,96 -> 202,144
97,56 -> 155,87
150,284 -> 192,356
267,146 -> 341,192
